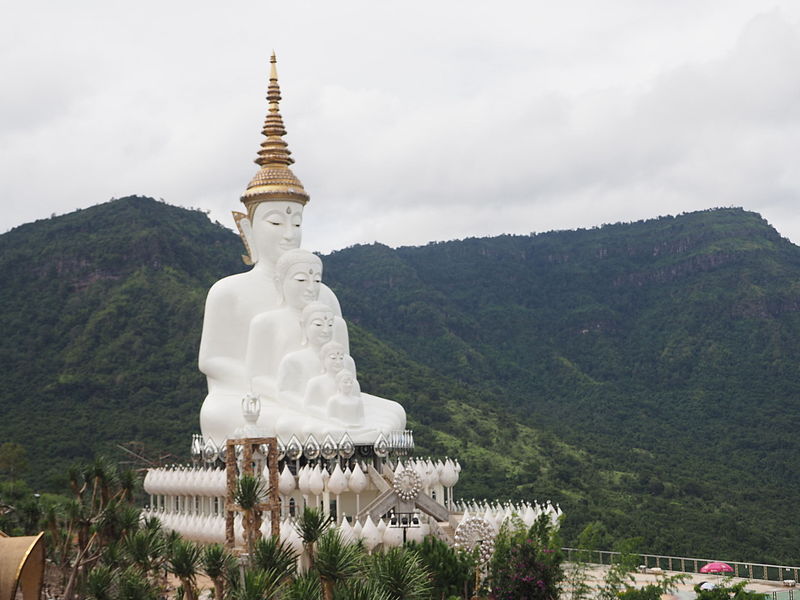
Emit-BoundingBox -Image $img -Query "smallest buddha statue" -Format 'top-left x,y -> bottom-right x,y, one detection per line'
303,341 -> 352,415
328,369 -> 365,426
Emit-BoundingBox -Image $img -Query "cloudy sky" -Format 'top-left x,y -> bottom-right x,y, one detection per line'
2,1 -> 799,252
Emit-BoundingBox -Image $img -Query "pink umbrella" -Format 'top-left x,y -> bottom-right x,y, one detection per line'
700,562 -> 734,574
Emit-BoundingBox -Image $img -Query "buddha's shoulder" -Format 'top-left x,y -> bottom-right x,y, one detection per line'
319,284 -> 342,315
206,271 -> 258,298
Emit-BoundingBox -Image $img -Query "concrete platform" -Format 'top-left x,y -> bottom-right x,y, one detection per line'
574,564 -> 790,598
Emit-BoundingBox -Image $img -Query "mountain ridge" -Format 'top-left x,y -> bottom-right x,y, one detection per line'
2,197 -> 799,562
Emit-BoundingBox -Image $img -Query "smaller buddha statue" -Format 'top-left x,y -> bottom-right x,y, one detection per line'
276,302 -> 354,406
327,369 -> 365,426
246,249 -> 349,400
303,341 -> 350,414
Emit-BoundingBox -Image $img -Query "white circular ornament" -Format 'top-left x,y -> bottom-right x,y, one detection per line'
454,517 -> 496,565
393,467 -> 422,502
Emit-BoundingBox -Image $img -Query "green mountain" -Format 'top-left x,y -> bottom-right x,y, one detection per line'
2,196 -> 799,563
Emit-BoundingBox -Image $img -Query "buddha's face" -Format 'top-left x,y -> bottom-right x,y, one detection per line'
251,201 -> 303,265
282,262 -> 321,310
338,372 -> 355,396
305,310 -> 334,347
323,348 -> 345,374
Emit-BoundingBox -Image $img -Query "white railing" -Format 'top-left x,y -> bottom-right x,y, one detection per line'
563,547 -> 800,583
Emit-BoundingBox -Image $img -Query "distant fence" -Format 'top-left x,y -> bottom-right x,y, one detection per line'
562,548 -> 800,584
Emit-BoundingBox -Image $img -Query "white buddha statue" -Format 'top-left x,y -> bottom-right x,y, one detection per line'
198,203 -> 347,441
198,53 -> 405,444
328,370 -> 365,427
303,341 -> 351,414
276,301 -> 355,403
246,250 -> 349,406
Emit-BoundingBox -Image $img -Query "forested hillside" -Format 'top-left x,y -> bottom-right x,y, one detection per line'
2,197 -> 799,563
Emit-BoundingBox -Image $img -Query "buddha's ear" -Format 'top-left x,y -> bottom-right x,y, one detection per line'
232,211 -> 256,265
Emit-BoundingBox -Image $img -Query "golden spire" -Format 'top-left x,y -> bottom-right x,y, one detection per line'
240,52 -> 310,217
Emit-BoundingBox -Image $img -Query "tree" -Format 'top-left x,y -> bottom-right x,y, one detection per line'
369,546 -> 432,600
489,514 -> 564,600
694,580 -> 765,600
251,535 -> 298,583
233,474 -> 270,557
595,538 -> 641,600
84,564 -> 116,600
409,536 -> 474,599
0,442 -> 28,479
315,528 -> 364,600
123,528 -> 166,575
228,568 -> 283,600
294,506 -> 331,571
564,521 -> 606,600
167,539 -> 202,600
201,544 -> 236,600
283,572 -> 322,600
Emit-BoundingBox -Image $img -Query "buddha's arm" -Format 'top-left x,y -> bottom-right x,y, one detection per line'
198,284 -> 246,386
201,356 -> 247,388
245,314 -> 281,399
303,376 -> 329,412
276,354 -> 303,394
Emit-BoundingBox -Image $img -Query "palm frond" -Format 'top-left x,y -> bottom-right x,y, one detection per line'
251,535 -> 299,579
369,547 -> 432,600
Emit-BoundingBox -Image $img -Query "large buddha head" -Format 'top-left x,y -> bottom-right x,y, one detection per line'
240,201 -> 304,266
234,53 -> 310,266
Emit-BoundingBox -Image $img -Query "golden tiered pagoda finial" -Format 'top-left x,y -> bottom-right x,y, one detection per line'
240,52 -> 310,218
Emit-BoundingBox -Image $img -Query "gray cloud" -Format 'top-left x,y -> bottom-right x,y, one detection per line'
2,1 -> 799,252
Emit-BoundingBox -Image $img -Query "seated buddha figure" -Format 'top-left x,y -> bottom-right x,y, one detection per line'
275,301 -> 356,404
276,340 -> 360,439
199,54 -> 343,443
328,369 -> 365,427
302,341 -> 351,415
246,250 -> 349,407
199,53 -> 405,444
289,341 -> 403,442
